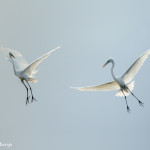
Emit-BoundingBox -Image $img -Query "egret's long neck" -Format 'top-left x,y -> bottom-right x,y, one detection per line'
10,57 -> 17,75
111,61 -> 117,81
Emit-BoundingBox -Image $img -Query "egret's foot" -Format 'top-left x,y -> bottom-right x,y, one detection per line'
26,96 -> 30,105
127,106 -> 130,113
139,101 -> 144,107
31,96 -> 37,103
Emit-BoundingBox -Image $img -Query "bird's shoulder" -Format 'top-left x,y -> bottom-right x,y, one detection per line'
115,77 -> 125,86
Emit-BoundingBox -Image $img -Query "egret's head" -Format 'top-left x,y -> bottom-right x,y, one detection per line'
9,52 -> 15,59
102,58 -> 114,68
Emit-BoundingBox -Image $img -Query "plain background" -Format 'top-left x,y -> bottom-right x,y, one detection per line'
0,0 -> 150,149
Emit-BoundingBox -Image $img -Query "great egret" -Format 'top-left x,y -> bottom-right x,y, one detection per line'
72,49 -> 150,112
2,46 -> 60,105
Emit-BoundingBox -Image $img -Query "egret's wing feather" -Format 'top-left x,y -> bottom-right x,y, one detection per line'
72,81 -> 120,91
0,47 -> 28,71
122,49 -> 150,84
24,46 -> 60,77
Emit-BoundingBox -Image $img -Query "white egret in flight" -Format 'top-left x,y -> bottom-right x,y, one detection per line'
2,46 -> 60,105
72,49 -> 150,112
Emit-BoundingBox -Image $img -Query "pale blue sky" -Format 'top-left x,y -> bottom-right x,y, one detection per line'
0,0 -> 150,150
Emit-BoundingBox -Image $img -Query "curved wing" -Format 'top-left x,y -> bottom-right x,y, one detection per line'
122,49 -> 150,84
0,47 -> 28,71
71,81 -> 120,91
23,46 -> 60,77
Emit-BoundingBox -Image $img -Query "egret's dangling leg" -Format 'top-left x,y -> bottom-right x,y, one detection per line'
121,89 -> 130,113
21,80 -> 30,105
26,81 -> 37,102
127,87 -> 144,106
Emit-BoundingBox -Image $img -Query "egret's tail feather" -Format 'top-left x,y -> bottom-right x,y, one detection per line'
29,78 -> 38,83
128,81 -> 135,91
116,81 -> 135,97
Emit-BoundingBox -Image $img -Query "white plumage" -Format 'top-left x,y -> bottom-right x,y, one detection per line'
75,81 -> 120,91
122,50 -> 150,84
1,46 -> 60,104
116,81 -> 135,97
72,49 -> 150,112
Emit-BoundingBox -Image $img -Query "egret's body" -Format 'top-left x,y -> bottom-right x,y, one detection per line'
4,46 -> 60,104
73,49 -> 150,112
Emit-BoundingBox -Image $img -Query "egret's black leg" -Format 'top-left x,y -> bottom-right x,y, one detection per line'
121,89 -> 130,113
127,87 -> 144,107
26,81 -> 37,102
21,80 -> 30,105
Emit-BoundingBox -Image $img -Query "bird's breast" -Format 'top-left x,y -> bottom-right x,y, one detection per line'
116,77 -> 126,88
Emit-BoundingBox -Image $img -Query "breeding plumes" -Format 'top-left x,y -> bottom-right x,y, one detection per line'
72,49 -> 150,112
1,46 -> 60,105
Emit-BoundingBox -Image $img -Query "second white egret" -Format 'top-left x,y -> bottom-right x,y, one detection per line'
72,49 -> 150,112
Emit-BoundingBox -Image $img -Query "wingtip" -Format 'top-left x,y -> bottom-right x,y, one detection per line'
57,46 -> 61,49
70,86 -> 76,89
70,86 -> 83,91
0,46 -> 4,51
50,46 -> 61,53
71,86 -> 78,89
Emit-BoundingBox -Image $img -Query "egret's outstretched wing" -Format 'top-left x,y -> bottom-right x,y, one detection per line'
0,47 -> 28,71
122,49 -> 150,84
24,46 -> 60,76
72,81 -> 120,91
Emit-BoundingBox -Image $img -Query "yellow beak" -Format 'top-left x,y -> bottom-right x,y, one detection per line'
102,62 -> 108,68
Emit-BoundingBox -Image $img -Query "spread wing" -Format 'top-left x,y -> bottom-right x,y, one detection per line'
71,81 -> 120,91
122,49 -> 150,84
23,46 -> 60,77
0,47 -> 29,71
